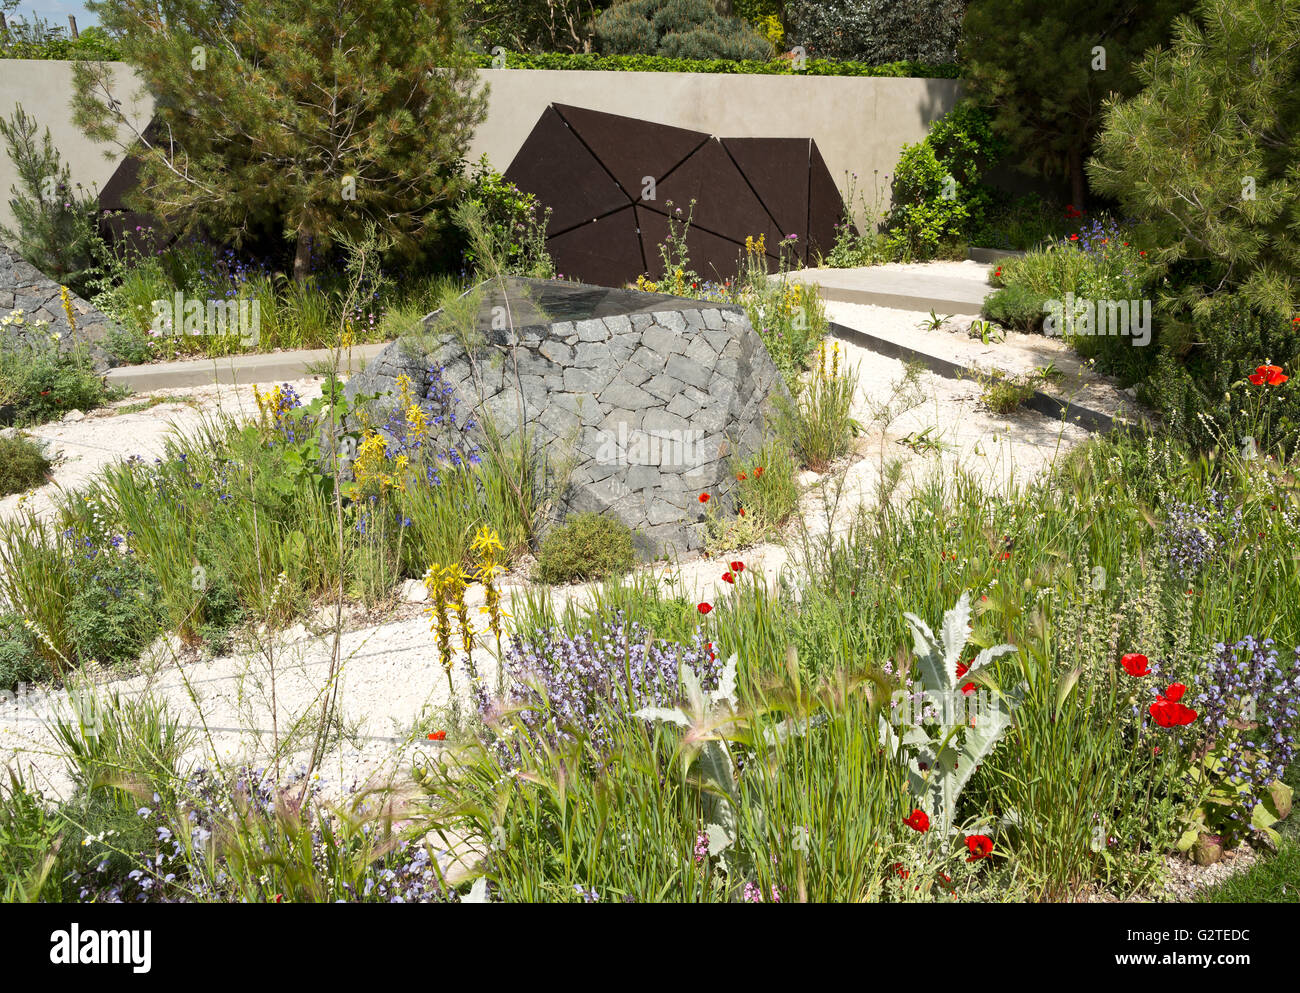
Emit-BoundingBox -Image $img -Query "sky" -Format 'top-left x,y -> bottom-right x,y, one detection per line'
7,3 -> 100,30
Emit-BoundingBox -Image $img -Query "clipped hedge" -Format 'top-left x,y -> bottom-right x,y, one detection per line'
471,51 -> 960,77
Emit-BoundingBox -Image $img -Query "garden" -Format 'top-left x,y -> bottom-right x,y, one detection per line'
0,0 -> 1297,916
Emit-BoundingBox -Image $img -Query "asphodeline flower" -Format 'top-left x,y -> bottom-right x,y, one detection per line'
1248,364 -> 1288,386
965,835 -> 994,861
904,809 -> 930,833
1121,653 -> 1151,677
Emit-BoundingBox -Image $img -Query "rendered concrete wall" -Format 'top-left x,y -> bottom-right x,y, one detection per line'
0,62 -> 961,235
466,69 -> 962,229
0,60 -> 152,233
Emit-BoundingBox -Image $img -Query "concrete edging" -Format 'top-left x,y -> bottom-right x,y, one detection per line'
104,342 -> 392,391
827,320 -> 1123,434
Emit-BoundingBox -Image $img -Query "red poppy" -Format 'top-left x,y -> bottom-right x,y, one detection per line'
697,602 -> 712,615
698,493 -> 710,503
1149,683 -> 1197,727
955,661 -> 976,695
753,467 -> 764,479
737,472 -> 747,481
1249,364 -> 1289,386
1069,234 -> 1079,241
965,834 -> 994,861
738,509 -> 746,517
892,863 -> 910,880
729,561 -> 745,573
427,730 -> 447,741
273,894 -> 283,903
904,809 -> 930,833
1000,551 -> 1011,561
722,572 -> 735,584
1121,653 -> 1151,677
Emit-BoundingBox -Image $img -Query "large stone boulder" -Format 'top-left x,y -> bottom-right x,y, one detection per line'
0,240 -> 119,372
346,277 -> 787,555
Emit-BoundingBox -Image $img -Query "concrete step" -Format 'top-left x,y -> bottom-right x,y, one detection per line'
106,342 -> 391,391
783,262 -> 995,316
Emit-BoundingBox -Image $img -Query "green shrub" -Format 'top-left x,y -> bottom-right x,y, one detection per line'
775,339 -> 860,471
469,50 -> 961,76
64,541 -> 162,668
886,103 -> 1007,261
1088,0 -> 1300,316
0,433 -> 51,496
785,0 -> 967,64
0,326 -> 114,426
1143,296 -> 1300,458
0,105 -> 103,296
982,283 -> 1048,333
968,192 -> 1072,251
594,0 -> 775,60
978,369 -> 1041,415
0,613 -> 44,690
536,513 -> 636,584
460,156 -> 554,278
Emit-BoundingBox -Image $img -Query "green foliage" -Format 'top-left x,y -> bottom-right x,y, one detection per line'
0,613 -> 44,689
63,539 -> 162,668
470,49 -> 960,76
0,16 -> 121,60
461,0 -> 611,53
76,0 -> 487,277
594,0 -> 774,60
1143,296 -> 1300,458
981,283 -> 1048,334
0,105 -> 103,296
882,592 -> 1020,838
775,339 -> 860,472
1087,0 -> 1300,318
0,321 -> 115,426
785,0 -> 967,65
978,369 -> 1041,415
536,512 -> 636,584
886,104 -> 1007,260
0,433 -> 50,496
961,0 -> 1195,205
459,157 -> 554,279
969,192 -> 1073,252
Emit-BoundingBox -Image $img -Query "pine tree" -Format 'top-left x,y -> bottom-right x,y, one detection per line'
73,0 -> 487,280
1088,0 -> 1300,317
960,0 -> 1195,208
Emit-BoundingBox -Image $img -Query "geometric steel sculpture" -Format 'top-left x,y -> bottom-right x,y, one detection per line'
503,104 -> 849,288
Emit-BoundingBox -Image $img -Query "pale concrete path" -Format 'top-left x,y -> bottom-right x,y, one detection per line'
784,260 -> 996,315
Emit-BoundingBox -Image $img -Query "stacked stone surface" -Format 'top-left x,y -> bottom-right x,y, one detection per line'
0,240 -> 118,371
347,277 -> 787,555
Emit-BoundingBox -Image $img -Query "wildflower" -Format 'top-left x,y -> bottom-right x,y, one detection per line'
892,863 -> 910,880
697,602 -> 713,615
698,493 -> 710,504
722,572 -> 735,584
753,467 -> 764,479
427,731 -> 447,741
1150,682 -> 1198,728
737,472 -> 747,481
1248,364 -> 1288,386
694,831 -> 709,865
1121,653 -> 1151,677
965,835 -> 994,861
904,809 -> 930,833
